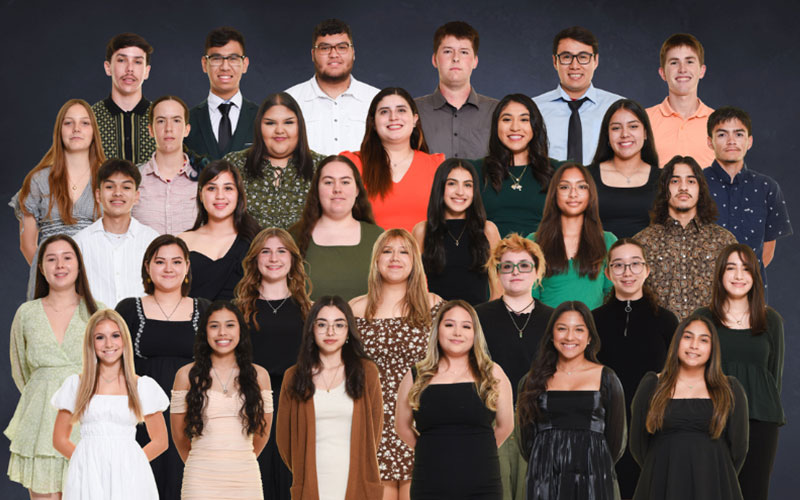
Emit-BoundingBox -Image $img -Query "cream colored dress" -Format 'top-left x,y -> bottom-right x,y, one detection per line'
313,381 -> 354,500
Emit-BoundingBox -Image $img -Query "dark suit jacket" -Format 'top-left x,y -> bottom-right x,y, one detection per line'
185,96 -> 258,160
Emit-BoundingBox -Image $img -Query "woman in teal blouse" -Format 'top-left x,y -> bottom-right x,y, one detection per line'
695,243 -> 784,500
527,163 -> 615,309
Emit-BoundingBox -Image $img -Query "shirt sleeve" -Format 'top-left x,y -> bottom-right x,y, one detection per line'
629,372 -> 657,466
9,306 -> 30,392
170,390 -> 188,414
727,377 -> 750,473
764,181 -> 792,241
766,309 -> 784,394
51,374 -> 81,413
138,376 -> 169,415
261,389 -> 274,414
602,367 -> 627,463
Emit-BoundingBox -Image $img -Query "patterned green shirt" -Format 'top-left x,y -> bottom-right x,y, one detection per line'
92,97 -> 156,164
225,148 -> 323,230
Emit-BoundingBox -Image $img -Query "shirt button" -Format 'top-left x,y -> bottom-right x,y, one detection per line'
454,132 -> 458,136
334,138 -> 338,141
334,118 -> 338,122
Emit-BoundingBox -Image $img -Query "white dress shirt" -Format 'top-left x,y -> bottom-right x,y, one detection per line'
73,217 -> 160,308
285,75 -> 379,155
207,90 -> 244,140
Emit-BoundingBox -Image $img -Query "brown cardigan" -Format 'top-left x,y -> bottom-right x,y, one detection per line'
276,359 -> 384,500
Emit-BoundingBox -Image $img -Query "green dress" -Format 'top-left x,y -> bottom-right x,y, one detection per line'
225,149 -> 324,230
4,299 -> 96,493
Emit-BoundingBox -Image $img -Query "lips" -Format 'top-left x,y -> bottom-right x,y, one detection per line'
215,339 -> 232,347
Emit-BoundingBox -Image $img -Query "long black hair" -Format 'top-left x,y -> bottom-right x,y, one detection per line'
184,301 -> 266,438
191,159 -> 261,241
590,98 -> 659,168
287,296 -> 371,401
483,94 -> 552,193
422,159 -> 489,274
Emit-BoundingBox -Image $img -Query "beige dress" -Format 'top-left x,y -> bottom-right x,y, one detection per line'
171,389 -> 273,499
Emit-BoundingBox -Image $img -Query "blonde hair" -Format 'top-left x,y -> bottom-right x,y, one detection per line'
365,229 -> 432,329
72,309 -> 143,423
485,233 -> 546,289
408,300 -> 498,411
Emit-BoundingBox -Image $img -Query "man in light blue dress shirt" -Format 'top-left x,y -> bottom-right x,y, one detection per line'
533,26 -> 623,163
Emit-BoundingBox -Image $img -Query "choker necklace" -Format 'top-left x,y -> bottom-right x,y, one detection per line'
507,165 -> 528,191
446,222 -> 467,247
724,305 -> 749,326
153,295 -> 182,321
212,365 -> 236,394
259,293 -> 290,314
99,372 -> 120,384
503,298 -> 535,338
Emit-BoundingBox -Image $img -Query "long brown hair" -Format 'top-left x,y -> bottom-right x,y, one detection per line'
360,87 -> 429,199
20,99 -> 104,225
534,163 -> 607,278
645,314 -> 734,439
709,243 -> 767,334
364,229 -> 432,329
290,155 -> 375,255
234,228 -> 312,330
34,234 -> 98,314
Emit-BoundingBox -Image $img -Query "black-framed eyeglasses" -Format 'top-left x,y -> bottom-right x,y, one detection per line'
496,261 -> 535,274
608,261 -> 646,276
314,42 -> 353,55
556,51 -> 594,65
204,54 -> 246,68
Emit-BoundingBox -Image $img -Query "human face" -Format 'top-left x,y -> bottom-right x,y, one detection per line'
41,239 -> 79,291
146,244 -> 189,293
555,167 -> 590,216
677,320 -> 712,368
150,100 -> 190,154
722,251 -> 754,301
61,104 -> 94,153
498,249 -> 538,297
667,163 -> 700,217
374,94 -> 418,145
606,244 -> 650,301
708,119 -> 753,166
438,306 -> 475,358
312,33 -> 354,83
314,305 -> 348,356
552,311 -> 591,361
95,172 -> 139,219
442,167 -> 474,218
206,308 -> 240,356
659,45 -> 706,98
104,46 -> 150,97
432,35 -> 478,88
497,101 -> 533,164
608,108 -> 645,161
553,38 -> 598,99
318,161 -> 357,218
202,40 -> 249,101
261,105 -> 299,162
377,237 -> 413,284
201,171 -> 237,221
93,319 -> 125,366
257,236 -> 292,284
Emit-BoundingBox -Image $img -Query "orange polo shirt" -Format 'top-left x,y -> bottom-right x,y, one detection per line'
647,98 -> 715,168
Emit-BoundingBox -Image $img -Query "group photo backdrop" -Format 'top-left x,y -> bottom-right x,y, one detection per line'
1,0 -> 797,497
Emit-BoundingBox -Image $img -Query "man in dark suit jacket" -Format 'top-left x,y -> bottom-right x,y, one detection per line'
185,27 -> 258,160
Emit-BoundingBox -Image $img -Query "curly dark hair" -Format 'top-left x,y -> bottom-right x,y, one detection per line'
650,155 -> 718,225
184,301 -> 266,439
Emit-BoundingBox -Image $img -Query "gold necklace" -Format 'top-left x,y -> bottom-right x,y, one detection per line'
320,364 -> 343,393
446,222 -> 467,247
507,165 -> 528,191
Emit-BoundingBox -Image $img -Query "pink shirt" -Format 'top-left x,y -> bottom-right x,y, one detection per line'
647,98 -> 715,168
134,153 -> 198,235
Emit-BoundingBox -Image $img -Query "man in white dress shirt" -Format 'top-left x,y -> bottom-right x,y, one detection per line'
73,159 -> 159,308
285,18 -> 379,155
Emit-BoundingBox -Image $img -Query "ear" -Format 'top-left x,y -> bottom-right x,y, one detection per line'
431,52 -> 438,69
201,56 -> 209,74
658,66 -> 667,82
242,56 -> 250,74
94,188 -> 101,205
133,189 -> 141,207
148,124 -> 154,139
142,64 -> 151,81
552,54 -> 558,71
698,64 -> 706,80
104,60 -> 112,77
746,134 -> 753,151
707,135 -> 713,150
472,54 -> 479,70
184,123 -> 191,138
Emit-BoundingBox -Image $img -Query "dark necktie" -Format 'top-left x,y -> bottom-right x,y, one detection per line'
218,102 -> 233,153
567,97 -> 589,163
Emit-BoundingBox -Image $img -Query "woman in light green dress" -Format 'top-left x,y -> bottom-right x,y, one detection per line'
5,234 -> 100,498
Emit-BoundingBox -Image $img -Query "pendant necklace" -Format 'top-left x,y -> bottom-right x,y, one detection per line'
320,364 -> 343,393
503,298 -> 535,338
212,365 -> 236,394
508,165 -> 528,191
153,295 -> 182,320
260,293 -> 290,314
446,222 -> 467,247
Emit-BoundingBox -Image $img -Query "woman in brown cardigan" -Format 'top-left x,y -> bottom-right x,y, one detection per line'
277,296 -> 383,500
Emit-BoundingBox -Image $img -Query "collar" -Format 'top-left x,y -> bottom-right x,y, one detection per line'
429,86 -> 481,110
141,152 -> 192,180
207,90 -> 243,110
655,97 -> 713,119
88,216 -> 140,237
309,74 -> 362,101
103,95 -> 151,116
708,160 -> 748,184
665,216 -> 701,232
557,83 -> 597,104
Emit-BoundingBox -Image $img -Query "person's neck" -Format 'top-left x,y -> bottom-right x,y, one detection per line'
211,87 -> 239,102
502,292 -> 535,312
111,88 -> 143,112
512,151 -> 529,166
615,290 -> 643,302
316,74 -> 351,100
444,208 -> 466,220
380,281 -> 410,306
152,287 -> 184,305
97,361 -> 123,380
677,364 -> 706,382
317,211 -> 357,227
560,84 -> 589,101
441,354 -> 470,373
258,279 -> 291,300
318,350 -> 344,370
203,215 -> 237,234
717,159 -> 745,182
384,141 -> 414,159
154,149 -> 186,179
560,213 -> 585,236
725,296 -> 750,314
268,155 -> 290,169
669,208 -> 696,228
210,351 -> 237,370
438,81 -> 472,110
610,154 -> 647,174
667,93 -> 700,120
46,288 -> 81,307
101,214 -> 133,235
557,354 -> 590,372
65,152 -> 92,172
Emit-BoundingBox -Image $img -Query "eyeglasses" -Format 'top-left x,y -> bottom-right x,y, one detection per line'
204,54 -> 246,68
314,42 -> 353,55
496,261 -> 535,274
556,51 -> 595,65
314,320 -> 348,333
608,261 -> 646,276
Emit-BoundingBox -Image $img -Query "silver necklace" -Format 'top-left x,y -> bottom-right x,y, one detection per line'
508,165 -> 528,191
153,295 -> 182,320
610,163 -> 636,184
446,223 -> 467,247
503,298 -> 535,338
260,293 -> 290,314
99,371 -> 120,384
212,365 -> 236,394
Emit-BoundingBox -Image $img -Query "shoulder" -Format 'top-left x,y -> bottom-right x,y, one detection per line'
428,292 -> 444,309
707,223 -> 737,242
15,299 -> 41,318
115,297 -> 138,315
173,363 -> 194,390
350,77 -> 379,96
601,365 -> 623,388
136,375 -> 161,392
727,375 -> 746,399
532,87 -> 560,104
484,220 -> 501,239
594,87 -> 625,103
340,150 -> 362,166
362,221 -> 385,238
602,231 -> 618,248
414,93 -> 435,108
411,221 -> 426,241
282,364 -> 299,385
253,364 -> 271,389
490,362 -> 509,382
637,371 -> 660,394
632,225 -> 659,243
349,295 -> 368,316
223,148 -> 249,166
361,359 -> 380,379
284,77 -> 314,98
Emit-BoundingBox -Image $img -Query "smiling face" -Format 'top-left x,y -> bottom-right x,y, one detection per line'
667,163 -> 700,217
318,161 -> 357,218
104,46 -> 150,98
312,33 -> 355,83
677,320 -> 712,368
374,94 -> 419,145
258,236 -> 292,284
206,308 -> 241,355
552,310 -> 590,361
438,306 -> 475,358
146,243 -> 189,293
200,170 -> 237,221
202,40 -> 249,101
442,167 -> 474,218
608,108 -> 645,161
95,172 -> 139,219
314,305 -> 348,356
498,249 -> 538,297
555,167 -> 590,216
377,237 -> 413,284
260,104 -> 299,162
553,38 -> 598,99
708,118 -> 753,166
93,319 -> 125,366
606,243 -> 650,301
41,239 -> 79,291
61,103 -> 94,153
659,45 -> 706,98
722,251 -> 754,301
497,101 -> 533,163
150,99 -> 190,154
432,35 -> 478,88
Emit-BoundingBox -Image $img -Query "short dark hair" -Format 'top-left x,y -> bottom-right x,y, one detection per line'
707,106 -> 752,137
105,32 -> 153,64
553,26 -> 598,55
659,33 -> 704,67
96,159 -> 141,190
433,21 -> 480,54
204,26 -> 246,56
650,155 -> 718,225
312,19 -> 352,46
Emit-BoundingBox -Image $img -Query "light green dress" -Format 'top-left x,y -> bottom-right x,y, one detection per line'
4,299 -> 96,493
